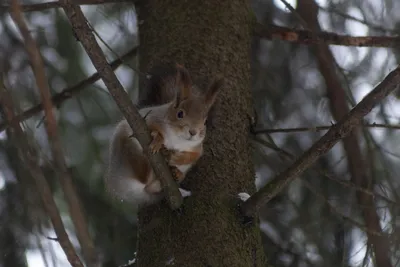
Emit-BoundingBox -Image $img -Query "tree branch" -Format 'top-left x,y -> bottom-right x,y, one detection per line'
0,46 -> 137,134
254,23 -> 400,48
1,0 -> 129,12
240,64 -> 400,216
253,123 -> 400,134
253,136 -> 396,206
9,1 -> 97,266
0,82 -> 83,267
59,0 -> 183,209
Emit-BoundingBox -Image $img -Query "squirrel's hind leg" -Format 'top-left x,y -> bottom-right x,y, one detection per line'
144,179 -> 162,194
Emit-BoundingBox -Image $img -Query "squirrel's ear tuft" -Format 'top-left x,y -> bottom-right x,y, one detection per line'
174,63 -> 192,107
205,76 -> 224,108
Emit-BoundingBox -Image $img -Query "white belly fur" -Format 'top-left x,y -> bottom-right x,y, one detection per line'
162,124 -> 203,151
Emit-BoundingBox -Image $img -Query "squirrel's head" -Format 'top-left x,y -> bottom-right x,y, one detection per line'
166,64 -> 224,142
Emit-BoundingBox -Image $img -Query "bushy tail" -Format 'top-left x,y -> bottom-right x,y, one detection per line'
106,119 -> 148,183
108,120 -> 132,169
105,120 -> 156,205
138,64 -> 181,107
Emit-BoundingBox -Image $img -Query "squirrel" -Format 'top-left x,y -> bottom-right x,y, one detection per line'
104,64 -> 224,208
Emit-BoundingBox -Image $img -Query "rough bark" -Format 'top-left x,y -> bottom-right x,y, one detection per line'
297,1 -> 393,266
136,1 -> 266,266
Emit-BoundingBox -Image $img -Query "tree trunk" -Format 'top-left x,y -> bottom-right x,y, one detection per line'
136,1 -> 266,266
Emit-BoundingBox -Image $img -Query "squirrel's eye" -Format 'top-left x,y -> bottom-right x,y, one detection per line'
177,110 -> 184,119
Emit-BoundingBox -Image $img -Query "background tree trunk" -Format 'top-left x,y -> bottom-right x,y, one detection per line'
136,1 -> 266,266
297,1 -> 393,266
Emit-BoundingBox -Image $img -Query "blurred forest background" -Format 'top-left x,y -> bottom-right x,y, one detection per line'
0,0 -> 400,266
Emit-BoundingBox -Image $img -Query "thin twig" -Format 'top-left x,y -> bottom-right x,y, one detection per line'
279,0 -> 309,30
9,1 -> 97,266
251,136 -> 293,158
87,22 -> 144,76
253,123 -> 400,134
35,232 -> 50,267
252,136 -> 396,205
301,180 -> 383,236
0,46 -> 138,134
0,85 -> 83,266
59,0 -> 183,209
1,0 -> 129,12
240,64 -> 400,216
254,23 -> 400,48
317,4 -> 396,34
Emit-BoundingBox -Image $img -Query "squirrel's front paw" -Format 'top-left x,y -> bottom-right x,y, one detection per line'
149,131 -> 163,153
171,167 -> 185,183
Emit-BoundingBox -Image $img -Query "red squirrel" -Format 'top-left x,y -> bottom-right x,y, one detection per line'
105,64 -> 224,208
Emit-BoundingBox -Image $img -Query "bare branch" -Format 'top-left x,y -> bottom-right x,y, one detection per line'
240,64 -> 400,216
253,123 -> 400,134
252,136 -> 396,205
9,1 -> 97,266
0,84 -> 83,267
58,0 -> 183,209
0,46 -> 138,134
279,0 -> 309,29
254,23 -> 400,48
1,0 -> 129,12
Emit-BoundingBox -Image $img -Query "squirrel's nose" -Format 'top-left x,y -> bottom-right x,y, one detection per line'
189,129 -> 197,136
